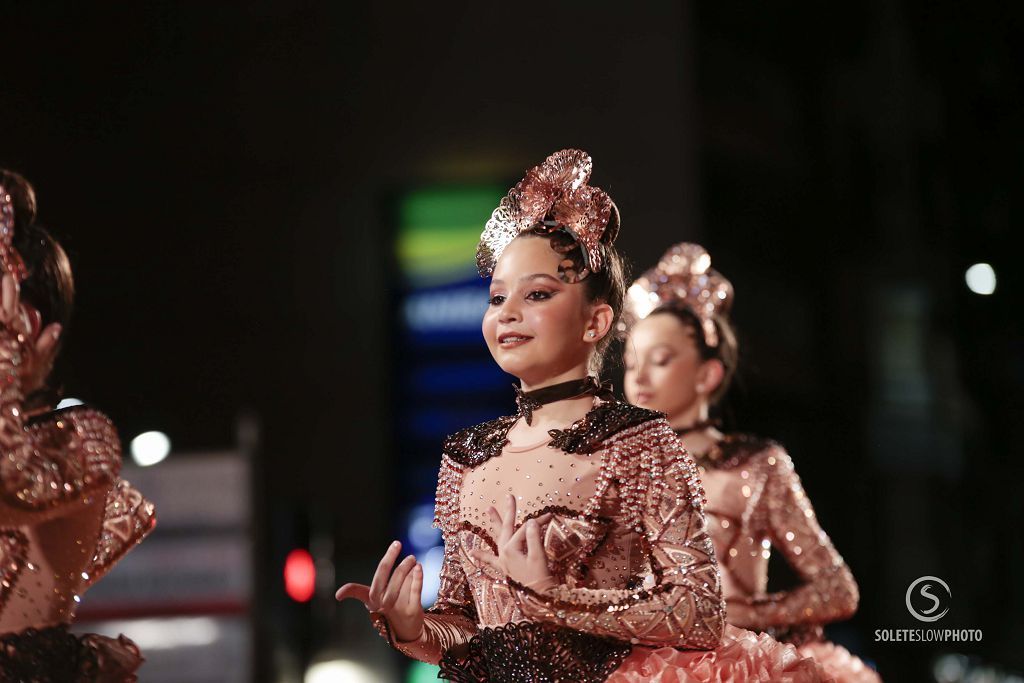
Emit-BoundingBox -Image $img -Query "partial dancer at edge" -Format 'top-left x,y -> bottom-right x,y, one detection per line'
0,170 -> 155,682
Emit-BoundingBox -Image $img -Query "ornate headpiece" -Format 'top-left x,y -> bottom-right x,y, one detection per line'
476,149 -> 619,283
0,185 -> 29,283
622,242 -> 733,347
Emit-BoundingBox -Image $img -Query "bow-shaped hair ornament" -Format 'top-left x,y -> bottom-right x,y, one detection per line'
622,242 -> 733,347
476,149 -> 619,284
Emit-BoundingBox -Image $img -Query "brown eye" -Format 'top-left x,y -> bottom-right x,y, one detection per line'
525,290 -> 553,301
488,294 -> 506,306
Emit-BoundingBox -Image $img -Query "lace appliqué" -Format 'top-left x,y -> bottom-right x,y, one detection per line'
438,621 -> 630,683
547,402 -> 662,454
443,415 -> 518,468
444,401 -> 662,468
694,433 -> 776,471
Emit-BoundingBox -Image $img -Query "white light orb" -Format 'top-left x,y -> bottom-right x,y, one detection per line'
965,263 -> 996,295
130,431 -> 171,466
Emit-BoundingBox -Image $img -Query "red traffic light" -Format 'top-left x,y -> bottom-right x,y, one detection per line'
284,549 -> 316,602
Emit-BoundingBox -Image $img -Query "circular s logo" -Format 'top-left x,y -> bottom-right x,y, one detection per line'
906,576 -> 951,622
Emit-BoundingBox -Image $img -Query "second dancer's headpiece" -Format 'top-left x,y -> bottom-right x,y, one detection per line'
622,242 -> 732,347
476,149 -> 619,283
0,184 -> 29,283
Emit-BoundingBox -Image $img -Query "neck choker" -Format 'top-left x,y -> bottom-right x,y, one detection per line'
514,376 -> 614,425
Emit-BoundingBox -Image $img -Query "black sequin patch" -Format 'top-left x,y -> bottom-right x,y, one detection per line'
0,625 -> 99,682
443,415 -> 518,468
438,621 -> 631,683
443,401 -> 662,468
696,433 -> 777,471
547,402 -> 662,454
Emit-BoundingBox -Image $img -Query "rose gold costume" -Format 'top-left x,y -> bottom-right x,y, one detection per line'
372,396 -> 830,682
693,434 -> 880,683
0,325 -> 155,681
625,241 -> 880,682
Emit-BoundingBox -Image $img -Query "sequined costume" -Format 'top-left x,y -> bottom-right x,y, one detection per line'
371,392 -> 831,682
0,324 -> 155,682
623,241 -> 879,682
691,433 -> 880,683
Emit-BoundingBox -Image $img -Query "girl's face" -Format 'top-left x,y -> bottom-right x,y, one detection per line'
482,236 -> 598,387
623,312 -> 707,418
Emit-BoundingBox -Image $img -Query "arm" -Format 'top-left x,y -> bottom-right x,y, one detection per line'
730,448 -> 858,628
509,419 -> 725,649
370,454 -> 478,664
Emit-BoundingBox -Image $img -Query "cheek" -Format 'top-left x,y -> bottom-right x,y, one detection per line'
481,309 -> 498,344
524,302 -> 575,340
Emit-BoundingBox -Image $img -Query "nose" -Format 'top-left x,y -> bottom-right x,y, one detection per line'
498,298 -> 521,324
632,359 -> 650,386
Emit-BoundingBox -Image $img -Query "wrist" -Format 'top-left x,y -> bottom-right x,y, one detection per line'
393,621 -> 425,644
524,575 -> 557,593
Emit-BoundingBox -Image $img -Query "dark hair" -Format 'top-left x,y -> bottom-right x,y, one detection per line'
652,305 -> 738,404
583,242 -> 628,374
2,169 -> 75,334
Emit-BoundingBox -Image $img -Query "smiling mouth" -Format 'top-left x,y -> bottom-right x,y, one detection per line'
498,333 -> 533,348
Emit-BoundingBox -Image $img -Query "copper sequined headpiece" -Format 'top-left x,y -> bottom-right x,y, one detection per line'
622,242 -> 733,347
0,185 -> 29,283
476,149 -> 619,283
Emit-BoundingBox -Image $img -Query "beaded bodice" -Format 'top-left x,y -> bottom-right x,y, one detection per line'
431,400 -> 725,650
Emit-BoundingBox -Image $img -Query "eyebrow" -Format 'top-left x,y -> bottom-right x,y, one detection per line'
490,273 -> 562,286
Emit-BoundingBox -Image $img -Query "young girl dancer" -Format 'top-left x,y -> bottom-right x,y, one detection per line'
621,242 -> 880,682
338,151 -> 828,681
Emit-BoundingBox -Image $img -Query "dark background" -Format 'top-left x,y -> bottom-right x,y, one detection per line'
2,2 -> 1021,680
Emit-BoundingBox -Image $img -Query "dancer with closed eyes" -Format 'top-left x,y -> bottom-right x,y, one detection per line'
621,242 -> 880,682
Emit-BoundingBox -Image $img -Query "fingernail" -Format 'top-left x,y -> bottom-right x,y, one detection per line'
391,541 -> 399,548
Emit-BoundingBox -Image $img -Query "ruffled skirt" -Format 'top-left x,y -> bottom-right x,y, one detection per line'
797,641 -> 880,683
609,625 -> 833,683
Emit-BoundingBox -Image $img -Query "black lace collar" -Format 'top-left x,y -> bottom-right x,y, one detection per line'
443,392 -> 663,468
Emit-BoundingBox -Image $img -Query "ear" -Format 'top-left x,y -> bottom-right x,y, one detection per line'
695,358 -> 725,397
583,301 -> 614,345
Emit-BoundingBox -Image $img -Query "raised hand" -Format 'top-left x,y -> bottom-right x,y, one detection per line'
335,540 -> 425,642
470,493 -> 555,592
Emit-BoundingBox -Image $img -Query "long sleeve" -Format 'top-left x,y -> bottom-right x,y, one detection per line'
508,419 -> 725,649
371,453 -> 478,664
735,448 -> 858,628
